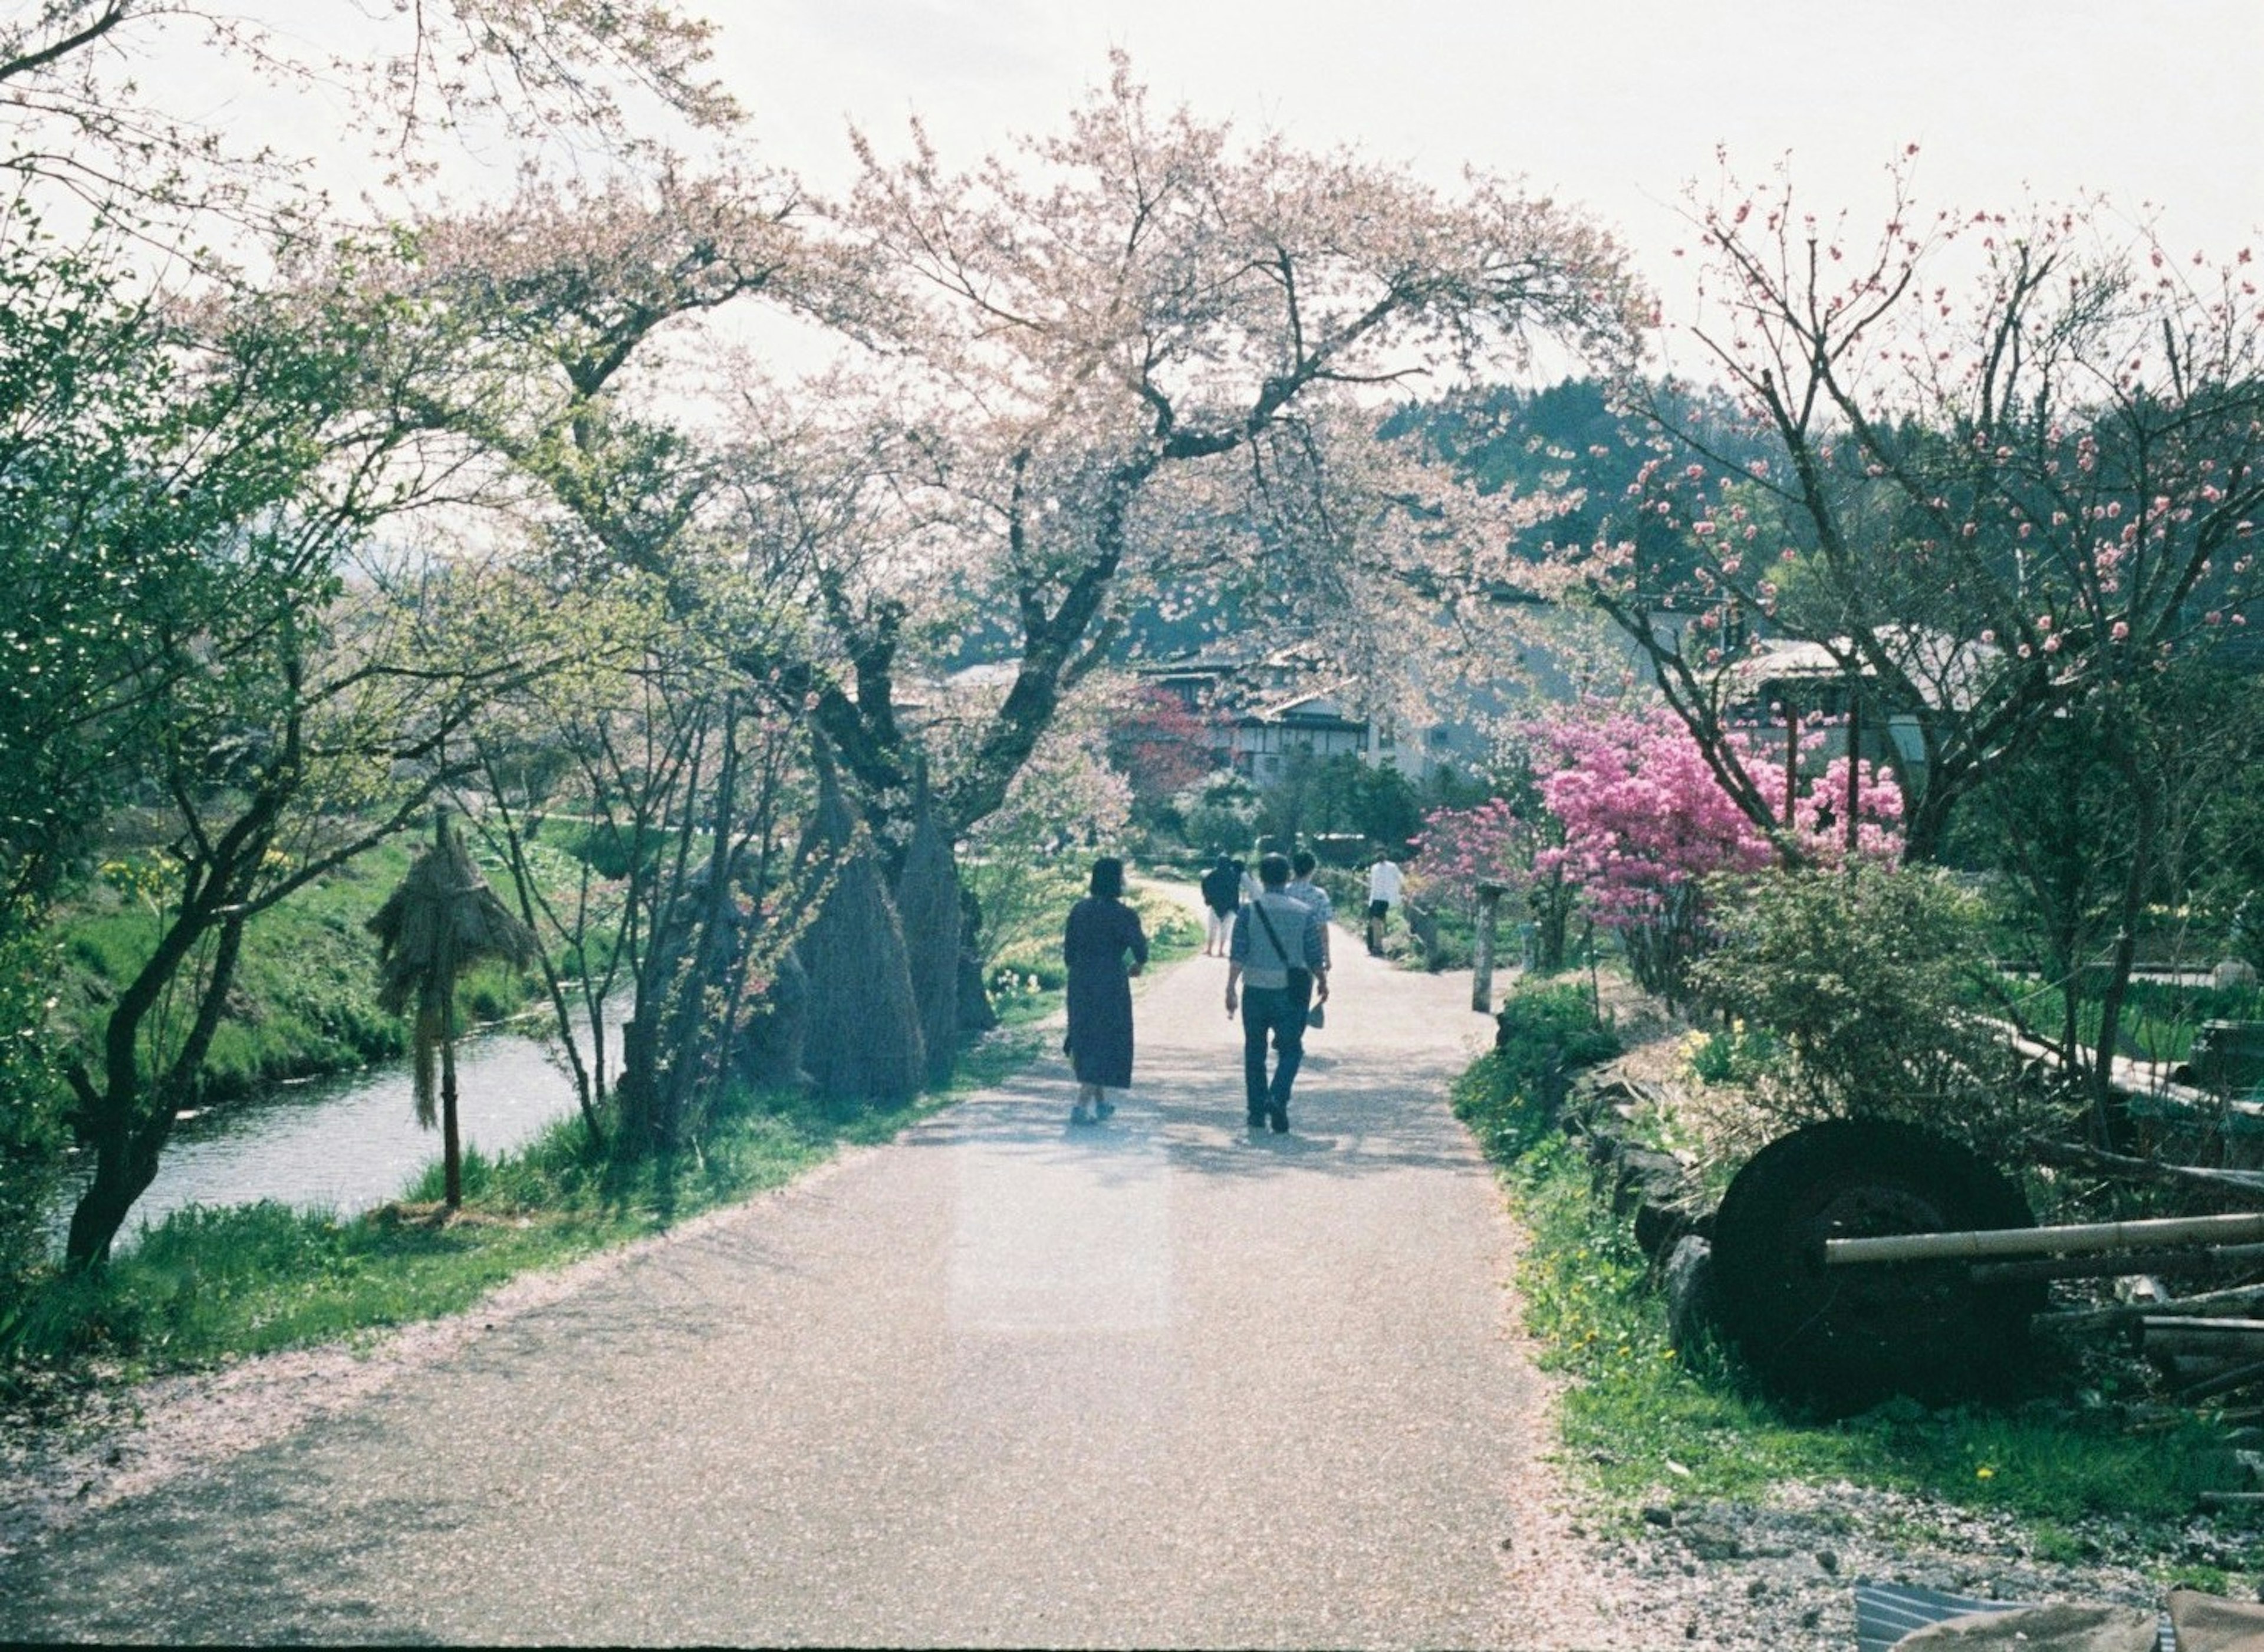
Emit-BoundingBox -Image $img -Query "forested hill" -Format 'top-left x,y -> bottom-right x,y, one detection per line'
1381,377 -> 1782,594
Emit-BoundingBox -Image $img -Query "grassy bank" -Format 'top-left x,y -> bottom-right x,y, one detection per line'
59,838 -> 544,1105
6,881 -> 1202,1401
1455,978 -> 2256,1590
7,1034 -> 1035,1381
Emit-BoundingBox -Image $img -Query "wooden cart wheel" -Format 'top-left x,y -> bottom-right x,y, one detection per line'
1711,1119 -> 2042,1413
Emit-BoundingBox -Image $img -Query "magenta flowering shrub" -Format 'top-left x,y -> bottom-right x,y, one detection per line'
1527,706 -> 1903,1001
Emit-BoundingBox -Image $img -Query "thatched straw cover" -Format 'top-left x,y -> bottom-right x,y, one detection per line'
367,816 -> 540,1124
798,752 -> 925,1110
894,779 -> 961,1089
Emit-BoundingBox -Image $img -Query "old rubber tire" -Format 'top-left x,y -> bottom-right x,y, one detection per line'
1711,1119 -> 2042,1413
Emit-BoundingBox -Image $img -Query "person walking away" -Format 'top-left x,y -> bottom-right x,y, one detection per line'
1282,848 -> 1334,1024
1225,853 -> 1329,1134
1238,855 -> 1262,906
1365,848 -> 1404,957
1063,856 -> 1148,1126
1199,853 -> 1242,958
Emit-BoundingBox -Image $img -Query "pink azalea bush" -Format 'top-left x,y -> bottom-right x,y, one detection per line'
1528,706 -> 1903,1001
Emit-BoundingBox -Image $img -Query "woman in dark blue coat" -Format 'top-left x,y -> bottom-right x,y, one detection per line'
1062,856 -> 1147,1126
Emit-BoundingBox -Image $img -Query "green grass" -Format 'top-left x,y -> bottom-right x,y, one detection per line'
1994,974 -> 2264,1067
7,1069 -> 968,1381
1455,980 -> 2253,1565
54,838 -> 551,1104
1511,1133 -> 2222,1525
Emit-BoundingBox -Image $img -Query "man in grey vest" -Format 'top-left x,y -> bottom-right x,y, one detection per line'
1225,853 -> 1330,1133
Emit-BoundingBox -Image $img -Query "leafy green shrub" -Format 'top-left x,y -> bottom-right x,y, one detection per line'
0,913 -> 67,1324
1495,980 -> 1623,1073
1690,864 -> 2035,1147
1177,772 -> 1260,858
1685,1021 -> 1781,1086
1450,982 -> 1620,1161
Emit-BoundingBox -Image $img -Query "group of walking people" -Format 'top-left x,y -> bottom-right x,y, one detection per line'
1061,847 -> 1403,1134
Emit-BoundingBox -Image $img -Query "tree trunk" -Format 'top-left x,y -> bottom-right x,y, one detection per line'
2090,758 -> 2157,1148
63,1132 -> 163,1268
480,771 -> 605,1153
65,901 -> 252,1267
659,700 -> 744,1136
441,1003 -> 463,1211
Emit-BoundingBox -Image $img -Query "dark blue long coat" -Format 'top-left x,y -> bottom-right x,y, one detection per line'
1062,895 -> 1149,1088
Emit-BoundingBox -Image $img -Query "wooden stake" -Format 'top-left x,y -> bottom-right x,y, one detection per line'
1844,696 -> 1861,857
1472,883 -> 1505,1015
1783,705 -> 1799,828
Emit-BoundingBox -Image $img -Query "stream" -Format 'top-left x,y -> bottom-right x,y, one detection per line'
58,1016 -> 595,1250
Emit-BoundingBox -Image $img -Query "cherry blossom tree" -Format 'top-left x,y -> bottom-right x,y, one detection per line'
0,0 -> 736,241
1409,798 -> 1527,908
1559,151 -> 2262,1107
839,55 -> 1647,837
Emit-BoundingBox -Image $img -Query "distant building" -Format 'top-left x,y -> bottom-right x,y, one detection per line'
1133,646 -> 1473,782
1726,628 -> 2002,790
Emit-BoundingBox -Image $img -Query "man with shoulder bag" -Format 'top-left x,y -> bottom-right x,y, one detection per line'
1282,848 -> 1333,1030
1225,853 -> 1330,1134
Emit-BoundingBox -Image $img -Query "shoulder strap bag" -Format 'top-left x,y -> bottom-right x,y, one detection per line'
1249,898 -> 1326,1028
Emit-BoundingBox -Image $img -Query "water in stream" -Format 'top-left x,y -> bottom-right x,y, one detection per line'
60,1018 -> 594,1249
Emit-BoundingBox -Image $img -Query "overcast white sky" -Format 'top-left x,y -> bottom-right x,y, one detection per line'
716,0 -> 2262,297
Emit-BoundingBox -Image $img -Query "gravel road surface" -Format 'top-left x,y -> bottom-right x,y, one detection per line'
0,919 -> 1613,1647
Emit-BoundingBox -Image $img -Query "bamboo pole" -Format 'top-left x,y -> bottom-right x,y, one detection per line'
2035,1282 -> 2264,1336
2143,1324 -> 2264,1359
1827,1210 -> 2264,1267
1972,1242 -> 2264,1286
2181,1357 -> 2264,1402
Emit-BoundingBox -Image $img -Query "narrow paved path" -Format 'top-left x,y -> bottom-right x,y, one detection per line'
0,911 -> 1559,1647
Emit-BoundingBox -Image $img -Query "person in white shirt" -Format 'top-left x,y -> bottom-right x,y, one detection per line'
1365,849 -> 1403,957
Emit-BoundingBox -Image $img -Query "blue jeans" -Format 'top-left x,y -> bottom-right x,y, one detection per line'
1241,985 -> 1306,1122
